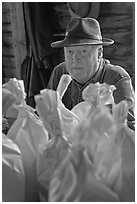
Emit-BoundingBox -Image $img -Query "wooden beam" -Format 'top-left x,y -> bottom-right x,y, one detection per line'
2,2 -> 27,80
2,47 -> 15,56
3,69 -> 17,78
2,56 -> 16,68
10,2 -> 27,79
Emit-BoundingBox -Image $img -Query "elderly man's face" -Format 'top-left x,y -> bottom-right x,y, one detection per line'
64,45 -> 102,84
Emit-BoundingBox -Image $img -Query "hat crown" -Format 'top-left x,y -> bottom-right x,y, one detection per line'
51,17 -> 114,48
66,17 -> 102,40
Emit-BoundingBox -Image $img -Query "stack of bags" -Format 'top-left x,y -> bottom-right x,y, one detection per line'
2,75 -> 135,202
2,78 -> 49,202
49,83 -> 135,202
2,82 -> 25,202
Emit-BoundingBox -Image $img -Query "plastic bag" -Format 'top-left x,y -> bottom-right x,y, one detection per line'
72,82 -> 116,121
56,74 -> 80,139
2,133 -> 25,202
7,106 -> 27,141
49,102 -> 118,201
112,101 -> 135,201
49,98 -> 135,202
2,88 -> 16,116
49,146 -> 119,202
71,101 -> 91,121
37,135 -> 71,201
35,89 -> 63,138
35,88 -> 79,140
3,78 -> 26,118
2,88 -> 17,133
56,74 -> 72,99
2,78 -> 26,105
89,101 -> 135,202
35,89 -> 72,201
82,82 -> 116,107
7,105 -> 49,202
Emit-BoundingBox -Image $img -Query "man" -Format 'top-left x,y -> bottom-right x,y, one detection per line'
48,17 -> 135,130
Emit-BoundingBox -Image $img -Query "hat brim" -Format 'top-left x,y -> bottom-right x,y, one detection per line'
51,37 -> 114,48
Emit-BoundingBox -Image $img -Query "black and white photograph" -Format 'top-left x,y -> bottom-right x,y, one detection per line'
2,1 -> 135,202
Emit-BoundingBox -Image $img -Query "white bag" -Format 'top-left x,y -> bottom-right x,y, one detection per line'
7,105 -> 49,201
2,133 -> 25,202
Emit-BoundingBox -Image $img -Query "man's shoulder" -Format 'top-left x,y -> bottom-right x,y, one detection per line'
53,62 -> 68,75
103,59 -> 130,84
104,59 -> 130,78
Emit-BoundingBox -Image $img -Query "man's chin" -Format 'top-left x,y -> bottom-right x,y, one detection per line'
71,74 -> 87,84
68,70 -> 87,84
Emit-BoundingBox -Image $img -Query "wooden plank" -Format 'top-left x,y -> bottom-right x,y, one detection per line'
2,24 -> 12,35
99,2 -> 134,77
2,2 -> 10,12
14,2 -> 27,59
2,12 -> 11,23
10,2 -> 27,78
3,65 -> 16,70
2,47 -> 14,56
2,2 -> 15,14
2,56 -> 16,68
2,36 -> 17,47
2,2 -> 27,80
3,68 -> 17,78
2,3 -> 17,79
100,2 -> 134,15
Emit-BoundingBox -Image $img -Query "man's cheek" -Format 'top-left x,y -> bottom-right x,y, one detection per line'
66,61 -> 73,71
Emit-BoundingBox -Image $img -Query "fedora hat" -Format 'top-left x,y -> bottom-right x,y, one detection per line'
67,2 -> 100,19
51,17 -> 114,48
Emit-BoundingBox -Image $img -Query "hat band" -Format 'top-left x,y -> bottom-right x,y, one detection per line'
65,32 -> 102,41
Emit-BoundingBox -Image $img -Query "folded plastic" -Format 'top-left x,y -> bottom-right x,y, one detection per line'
49,146 -> 119,202
35,89 -> 72,201
71,82 -> 116,121
7,105 -> 49,201
2,133 -> 25,202
2,88 -> 16,116
3,78 -> 26,118
35,88 -> 79,140
49,98 -> 135,201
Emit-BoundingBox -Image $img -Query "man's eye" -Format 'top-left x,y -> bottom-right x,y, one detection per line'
81,49 -> 87,54
67,50 -> 73,54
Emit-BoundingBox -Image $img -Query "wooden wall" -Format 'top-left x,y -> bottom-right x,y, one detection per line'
98,2 -> 135,80
2,2 -> 27,83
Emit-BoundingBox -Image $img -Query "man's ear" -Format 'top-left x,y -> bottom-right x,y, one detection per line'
98,47 -> 103,61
